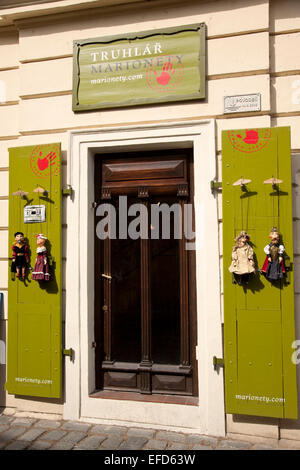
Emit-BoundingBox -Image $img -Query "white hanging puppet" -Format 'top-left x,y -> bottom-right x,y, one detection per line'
229,231 -> 256,285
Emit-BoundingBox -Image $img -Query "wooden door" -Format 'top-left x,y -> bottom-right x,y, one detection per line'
94,150 -> 197,396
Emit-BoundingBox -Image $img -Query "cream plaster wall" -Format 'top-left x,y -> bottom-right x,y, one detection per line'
0,106 -> 19,137
0,0 -> 299,437
0,261 -> 8,289
0,173 -> 9,197
270,0 -> 300,33
0,202 -> 8,227
0,231 -> 8,258
271,75 -> 300,114
19,58 -> 73,96
0,69 -> 19,102
0,31 -> 19,70
18,33 -> 269,98
272,117 -> 300,150
18,75 -> 271,133
17,0 -> 268,62
207,32 -> 269,76
270,33 -> 300,73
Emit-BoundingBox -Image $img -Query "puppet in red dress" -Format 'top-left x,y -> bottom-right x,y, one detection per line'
31,234 -> 50,281
261,227 -> 285,280
11,231 -> 29,278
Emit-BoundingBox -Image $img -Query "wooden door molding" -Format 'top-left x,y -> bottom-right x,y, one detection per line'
179,197 -> 191,370
102,236 -> 112,365
101,152 -> 188,196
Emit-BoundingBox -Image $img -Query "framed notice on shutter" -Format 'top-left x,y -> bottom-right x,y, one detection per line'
222,127 -> 298,419
5,144 -> 62,398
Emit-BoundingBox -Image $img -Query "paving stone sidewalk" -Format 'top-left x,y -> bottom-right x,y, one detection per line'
0,410 -> 298,450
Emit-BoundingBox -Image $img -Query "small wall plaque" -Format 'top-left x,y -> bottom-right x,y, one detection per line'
224,93 -> 261,114
24,205 -> 46,224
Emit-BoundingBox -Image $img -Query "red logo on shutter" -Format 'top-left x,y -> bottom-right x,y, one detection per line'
30,144 -> 61,179
228,128 -> 272,153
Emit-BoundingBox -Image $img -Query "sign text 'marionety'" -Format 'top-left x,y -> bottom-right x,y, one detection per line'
89,42 -> 182,74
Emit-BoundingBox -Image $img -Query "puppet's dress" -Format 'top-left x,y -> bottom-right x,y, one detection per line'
261,243 -> 285,280
229,245 -> 255,275
31,247 -> 50,281
11,244 -> 29,273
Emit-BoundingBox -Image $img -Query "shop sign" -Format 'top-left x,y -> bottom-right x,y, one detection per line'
72,24 -> 206,111
224,93 -> 261,114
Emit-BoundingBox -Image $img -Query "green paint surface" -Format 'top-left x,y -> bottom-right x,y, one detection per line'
73,24 -> 206,111
222,127 -> 298,419
6,144 -> 62,398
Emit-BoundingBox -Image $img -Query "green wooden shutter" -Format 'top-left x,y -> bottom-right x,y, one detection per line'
222,127 -> 298,419
5,143 -> 62,398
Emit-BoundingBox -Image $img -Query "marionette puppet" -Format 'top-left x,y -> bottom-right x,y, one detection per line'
228,231 -> 256,285
11,231 -> 29,279
261,227 -> 286,281
31,234 -> 50,282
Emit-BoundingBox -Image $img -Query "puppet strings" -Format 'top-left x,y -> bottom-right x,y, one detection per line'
38,192 -> 43,234
240,194 -> 244,231
272,184 -> 280,231
18,192 -> 21,229
273,189 -> 275,228
240,194 -> 249,233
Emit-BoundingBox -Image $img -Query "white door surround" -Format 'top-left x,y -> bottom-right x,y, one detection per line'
64,119 -> 225,436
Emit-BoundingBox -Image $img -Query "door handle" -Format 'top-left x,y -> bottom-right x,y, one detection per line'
101,274 -> 112,280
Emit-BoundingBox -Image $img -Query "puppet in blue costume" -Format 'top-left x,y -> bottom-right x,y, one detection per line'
261,227 -> 285,280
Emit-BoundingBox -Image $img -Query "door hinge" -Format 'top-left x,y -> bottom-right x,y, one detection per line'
63,348 -> 74,360
210,181 -> 222,192
213,356 -> 224,370
285,256 -> 293,285
62,186 -> 73,197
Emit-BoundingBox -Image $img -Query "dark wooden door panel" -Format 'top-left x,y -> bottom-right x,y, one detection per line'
103,159 -> 185,183
95,150 -> 197,397
104,371 -> 137,389
110,198 -> 141,363
150,197 -> 181,365
101,151 -> 188,194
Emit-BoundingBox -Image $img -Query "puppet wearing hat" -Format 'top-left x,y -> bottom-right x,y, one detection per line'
261,227 -> 285,281
229,231 -> 256,285
11,231 -> 29,279
31,234 -> 50,281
